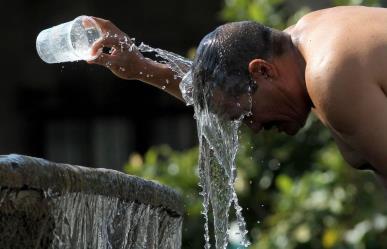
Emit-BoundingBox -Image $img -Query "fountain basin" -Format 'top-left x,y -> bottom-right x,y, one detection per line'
0,154 -> 183,249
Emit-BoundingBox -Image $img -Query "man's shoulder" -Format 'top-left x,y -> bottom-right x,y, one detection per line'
306,55 -> 367,133
306,52 -> 362,97
294,6 -> 380,69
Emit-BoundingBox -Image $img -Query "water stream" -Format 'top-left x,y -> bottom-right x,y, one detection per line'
136,43 -> 251,248
52,192 -> 182,249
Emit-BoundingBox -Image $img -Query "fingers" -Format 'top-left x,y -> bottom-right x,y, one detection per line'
90,37 -> 105,56
89,16 -> 117,34
89,36 -> 125,56
82,16 -> 97,29
88,17 -> 133,56
87,53 -> 115,67
89,17 -> 120,42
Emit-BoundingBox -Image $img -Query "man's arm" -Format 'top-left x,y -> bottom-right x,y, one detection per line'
330,130 -> 370,169
87,17 -> 188,101
338,87 -> 387,177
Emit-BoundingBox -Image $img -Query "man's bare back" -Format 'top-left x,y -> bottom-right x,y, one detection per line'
291,6 -> 387,179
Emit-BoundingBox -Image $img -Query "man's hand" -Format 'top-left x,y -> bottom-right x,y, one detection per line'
87,17 -> 147,81
85,17 -> 186,101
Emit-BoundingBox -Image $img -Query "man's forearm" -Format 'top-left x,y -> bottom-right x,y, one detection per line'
87,17 -> 191,101
136,58 -> 188,101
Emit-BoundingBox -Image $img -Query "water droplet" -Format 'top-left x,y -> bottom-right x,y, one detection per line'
139,72 -> 143,75
161,86 -> 166,90
269,159 -> 281,171
119,67 -> 126,72
165,79 -> 169,84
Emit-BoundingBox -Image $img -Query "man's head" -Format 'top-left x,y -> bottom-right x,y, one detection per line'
192,21 -> 311,135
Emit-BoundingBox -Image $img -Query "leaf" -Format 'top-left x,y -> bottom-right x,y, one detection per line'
247,3 -> 266,22
276,174 -> 294,194
144,148 -> 158,165
322,228 -> 340,248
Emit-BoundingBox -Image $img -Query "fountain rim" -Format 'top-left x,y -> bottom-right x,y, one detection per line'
0,154 -> 184,216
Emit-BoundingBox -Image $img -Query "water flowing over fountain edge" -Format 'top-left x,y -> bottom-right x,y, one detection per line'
0,154 -> 184,217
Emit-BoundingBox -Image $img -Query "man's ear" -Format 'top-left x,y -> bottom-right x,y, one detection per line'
248,59 -> 278,80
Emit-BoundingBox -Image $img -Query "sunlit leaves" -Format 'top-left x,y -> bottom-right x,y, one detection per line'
275,175 -> 293,195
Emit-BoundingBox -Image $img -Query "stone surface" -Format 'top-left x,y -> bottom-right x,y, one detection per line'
0,154 -> 183,249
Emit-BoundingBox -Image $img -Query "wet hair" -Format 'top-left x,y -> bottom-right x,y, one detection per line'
191,21 -> 289,107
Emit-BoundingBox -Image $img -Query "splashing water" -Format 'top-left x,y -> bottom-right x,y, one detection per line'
134,41 -> 250,248
138,43 -> 191,81
182,72 -> 250,249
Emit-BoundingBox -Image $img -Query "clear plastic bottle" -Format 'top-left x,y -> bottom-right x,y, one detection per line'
36,16 -> 102,64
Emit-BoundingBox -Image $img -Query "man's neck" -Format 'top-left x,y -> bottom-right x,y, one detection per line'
282,34 -> 312,110
291,44 -> 310,105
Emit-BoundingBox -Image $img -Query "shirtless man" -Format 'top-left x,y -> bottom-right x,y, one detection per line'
88,6 -> 387,184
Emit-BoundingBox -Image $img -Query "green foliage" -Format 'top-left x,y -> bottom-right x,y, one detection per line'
221,0 -> 311,29
255,153 -> 387,249
332,0 -> 380,6
124,1 -> 387,248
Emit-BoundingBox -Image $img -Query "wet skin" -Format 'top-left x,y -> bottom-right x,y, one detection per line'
212,7 -> 387,184
288,6 -> 387,181
209,88 -> 306,136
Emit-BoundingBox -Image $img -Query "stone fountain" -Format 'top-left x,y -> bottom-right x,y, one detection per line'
0,154 -> 183,249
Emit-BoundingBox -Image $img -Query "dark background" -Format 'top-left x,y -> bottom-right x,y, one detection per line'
0,0 -> 224,169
